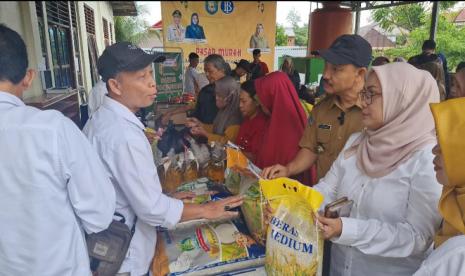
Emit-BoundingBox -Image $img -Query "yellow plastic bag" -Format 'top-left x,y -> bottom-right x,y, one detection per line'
260,177 -> 324,276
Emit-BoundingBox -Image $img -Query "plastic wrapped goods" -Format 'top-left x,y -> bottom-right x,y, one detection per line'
260,177 -> 325,276
152,219 -> 265,276
164,155 -> 185,193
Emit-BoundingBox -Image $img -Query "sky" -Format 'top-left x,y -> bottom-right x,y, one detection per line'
137,1 -> 372,27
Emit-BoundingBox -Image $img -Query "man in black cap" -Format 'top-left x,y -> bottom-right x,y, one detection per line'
262,33 -> 371,182
231,59 -> 252,82
83,42 -> 243,276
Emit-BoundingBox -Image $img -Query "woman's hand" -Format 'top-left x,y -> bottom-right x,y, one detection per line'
185,117 -> 201,128
190,126 -> 208,137
202,195 -> 244,220
315,212 -> 343,240
161,112 -> 172,126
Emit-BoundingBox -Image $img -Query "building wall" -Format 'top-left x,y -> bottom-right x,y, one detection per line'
0,1 -> 115,99
0,2 -> 46,99
77,1 -> 115,93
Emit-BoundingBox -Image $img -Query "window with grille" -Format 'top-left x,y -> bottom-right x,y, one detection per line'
84,5 -> 99,86
84,5 -> 95,35
45,1 -> 75,88
109,22 -> 113,44
103,18 -> 109,47
35,1 -> 48,70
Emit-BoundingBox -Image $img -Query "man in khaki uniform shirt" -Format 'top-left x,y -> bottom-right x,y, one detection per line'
262,34 -> 372,183
300,96 -> 363,180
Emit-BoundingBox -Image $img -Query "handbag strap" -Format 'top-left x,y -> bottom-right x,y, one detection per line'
114,212 -> 137,237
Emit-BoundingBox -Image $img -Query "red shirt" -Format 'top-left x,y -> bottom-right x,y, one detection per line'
258,61 -> 269,75
236,111 -> 269,163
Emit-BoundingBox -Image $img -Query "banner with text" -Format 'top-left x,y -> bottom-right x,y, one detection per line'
161,1 -> 276,72
153,51 -> 183,101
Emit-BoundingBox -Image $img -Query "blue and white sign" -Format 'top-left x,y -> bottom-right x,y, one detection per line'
221,1 -> 234,14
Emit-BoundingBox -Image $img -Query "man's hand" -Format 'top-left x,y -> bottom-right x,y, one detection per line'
202,195 -> 244,220
315,212 -> 342,240
261,164 -> 290,179
170,191 -> 196,200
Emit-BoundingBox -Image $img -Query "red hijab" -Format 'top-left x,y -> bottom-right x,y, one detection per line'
254,71 -> 307,168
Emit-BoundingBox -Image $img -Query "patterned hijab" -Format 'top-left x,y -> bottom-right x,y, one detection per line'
212,76 -> 242,135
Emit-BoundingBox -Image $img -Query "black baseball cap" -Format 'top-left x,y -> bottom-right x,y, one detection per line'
97,42 -> 166,82
234,59 -> 252,73
316,34 -> 372,68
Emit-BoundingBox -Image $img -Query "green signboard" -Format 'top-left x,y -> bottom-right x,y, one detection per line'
153,51 -> 184,102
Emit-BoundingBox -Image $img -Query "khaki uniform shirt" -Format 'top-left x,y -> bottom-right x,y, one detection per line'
299,95 -> 363,181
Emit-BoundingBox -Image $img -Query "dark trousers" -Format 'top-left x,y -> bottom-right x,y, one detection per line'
322,240 -> 332,276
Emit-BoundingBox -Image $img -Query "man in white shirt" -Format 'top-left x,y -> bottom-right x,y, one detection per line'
0,24 -> 115,276
184,52 -> 200,95
84,42 -> 243,276
88,79 -> 108,117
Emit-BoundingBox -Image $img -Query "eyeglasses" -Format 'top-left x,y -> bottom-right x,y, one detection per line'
359,89 -> 382,105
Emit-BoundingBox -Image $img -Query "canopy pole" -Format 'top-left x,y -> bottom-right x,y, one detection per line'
429,1 -> 439,40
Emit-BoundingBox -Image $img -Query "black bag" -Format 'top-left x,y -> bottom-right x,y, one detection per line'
86,213 -> 136,276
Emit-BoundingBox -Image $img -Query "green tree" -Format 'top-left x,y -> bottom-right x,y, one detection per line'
275,24 -> 287,46
114,4 -> 156,45
385,15 -> 465,70
294,24 -> 308,46
284,9 -> 309,47
372,2 -> 458,33
286,8 -> 302,28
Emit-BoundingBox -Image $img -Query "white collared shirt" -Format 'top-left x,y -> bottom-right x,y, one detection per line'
184,66 -> 198,95
314,133 -> 442,276
0,91 -> 115,276
88,80 -> 108,117
84,96 -> 183,275
414,235 -> 465,276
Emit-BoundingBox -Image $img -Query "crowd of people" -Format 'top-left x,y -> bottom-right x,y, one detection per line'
2,19 -> 465,276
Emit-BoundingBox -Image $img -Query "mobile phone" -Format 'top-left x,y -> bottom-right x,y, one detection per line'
324,197 -> 354,218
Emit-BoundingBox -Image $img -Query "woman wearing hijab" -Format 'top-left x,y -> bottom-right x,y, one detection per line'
185,13 -> 205,40
413,98 -> 465,275
253,72 -> 310,183
315,63 -> 443,276
417,61 -> 446,101
280,56 -> 301,93
235,80 -> 269,162
186,76 -> 242,144
449,69 -> 465,99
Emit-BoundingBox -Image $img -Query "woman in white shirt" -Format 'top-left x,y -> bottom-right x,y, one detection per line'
315,62 -> 443,276
413,97 -> 465,275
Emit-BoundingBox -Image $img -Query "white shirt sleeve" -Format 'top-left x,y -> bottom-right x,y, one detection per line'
313,152 -> 343,211
414,235 -> 465,276
110,137 -> 184,229
332,154 -> 441,258
59,118 -> 115,234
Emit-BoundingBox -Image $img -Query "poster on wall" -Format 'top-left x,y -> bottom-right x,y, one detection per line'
161,1 -> 276,71
153,51 -> 183,102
